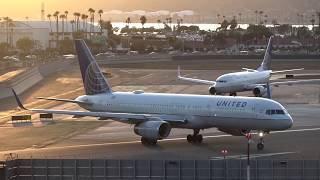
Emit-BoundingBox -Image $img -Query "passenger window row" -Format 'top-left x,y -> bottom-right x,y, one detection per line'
266,109 -> 285,115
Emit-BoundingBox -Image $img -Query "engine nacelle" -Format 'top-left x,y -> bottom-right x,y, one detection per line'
253,86 -> 267,97
218,128 -> 248,136
209,86 -> 216,95
134,121 -> 171,140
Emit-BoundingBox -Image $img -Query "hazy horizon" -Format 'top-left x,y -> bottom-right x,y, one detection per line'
0,0 -> 319,21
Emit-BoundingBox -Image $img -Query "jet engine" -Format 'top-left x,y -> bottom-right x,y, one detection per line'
134,121 -> 171,140
218,128 -> 248,136
209,86 -> 216,95
253,86 -> 267,97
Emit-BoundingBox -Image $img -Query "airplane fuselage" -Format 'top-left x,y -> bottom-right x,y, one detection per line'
76,91 -> 292,131
214,70 -> 271,93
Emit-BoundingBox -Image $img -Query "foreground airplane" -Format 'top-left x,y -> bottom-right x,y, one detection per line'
12,40 -> 293,150
177,36 -> 314,97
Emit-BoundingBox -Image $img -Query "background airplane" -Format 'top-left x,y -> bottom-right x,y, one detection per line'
178,36 -> 319,97
12,40 -> 293,150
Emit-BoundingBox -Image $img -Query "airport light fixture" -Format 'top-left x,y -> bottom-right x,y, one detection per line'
245,132 -> 252,180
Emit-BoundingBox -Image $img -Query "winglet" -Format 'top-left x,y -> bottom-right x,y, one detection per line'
11,89 -> 27,110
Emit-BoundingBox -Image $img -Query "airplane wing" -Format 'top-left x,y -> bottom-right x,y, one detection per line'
177,66 -> 216,85
270,79 -> 320,87
12,89 -> 187,125
247,79 -> 320,89
271,68 -> 304,74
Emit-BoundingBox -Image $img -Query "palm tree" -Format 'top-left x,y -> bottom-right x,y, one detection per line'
98,9 -> 104,33
217,14 -> 221,24
8,20 -> 14,47
297,13 -> 300,26
126,17 -> 131,28
140,15 -> 147,30
254,10 -> 258,24
264,14 -> 268,25
73,12 -> 81,31
81,14 -> 87,30
59,14 -> 66,39
53,11 -> 60,47
64,11 -> 69,33
3,17 -> 10,46
157,19 -> 161,29
47,14 -> 52,32
70,20 -> 75,34
238,13 -> 242,23
80,14 -> 88,39
317,12 -> 320,28
88,8 -> 95,39
311,18 -> 315,30
259,11 -> 264,24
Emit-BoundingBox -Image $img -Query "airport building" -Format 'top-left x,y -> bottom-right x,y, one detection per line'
0,21 -> 101,49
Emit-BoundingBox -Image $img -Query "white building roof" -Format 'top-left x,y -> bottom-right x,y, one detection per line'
7,21 -> 101,33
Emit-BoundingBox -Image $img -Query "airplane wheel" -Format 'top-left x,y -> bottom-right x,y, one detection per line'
230,92 -> 237,96
187,135 -> 193,143
196,135 -> 203,143
257,143 -> 264,150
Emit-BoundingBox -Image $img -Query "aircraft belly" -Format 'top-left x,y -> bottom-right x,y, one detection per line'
213,117 -> 287,131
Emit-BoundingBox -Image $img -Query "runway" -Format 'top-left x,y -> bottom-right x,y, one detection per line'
1,104 -> 320,160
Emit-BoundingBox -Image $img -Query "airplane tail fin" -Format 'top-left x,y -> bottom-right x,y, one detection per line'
74,40 -> 112,95
257,36 -> 273,71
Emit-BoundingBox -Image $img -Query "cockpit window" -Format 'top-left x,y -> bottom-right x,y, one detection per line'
266,109 -> 285,115
276,110 -> 285,114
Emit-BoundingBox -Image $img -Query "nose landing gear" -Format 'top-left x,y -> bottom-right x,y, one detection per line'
187,129 -> 203,144
229,92 -> 237,96
257,132 -> 265,150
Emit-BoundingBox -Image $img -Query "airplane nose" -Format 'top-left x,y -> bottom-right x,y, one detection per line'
286,115 -> 293,129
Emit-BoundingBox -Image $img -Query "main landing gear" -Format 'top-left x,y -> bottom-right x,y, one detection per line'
141,137 -> 157,145
187,129 -> 203,144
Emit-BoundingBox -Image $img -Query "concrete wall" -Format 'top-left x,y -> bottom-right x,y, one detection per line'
172,54 -> 320,60
5,159 -> 320,180
0,60 -> 73,100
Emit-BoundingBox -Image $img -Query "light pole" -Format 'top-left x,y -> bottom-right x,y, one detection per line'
245,132 -> 252,180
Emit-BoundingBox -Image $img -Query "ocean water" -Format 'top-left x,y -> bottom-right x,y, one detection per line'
110,22 -> 313,31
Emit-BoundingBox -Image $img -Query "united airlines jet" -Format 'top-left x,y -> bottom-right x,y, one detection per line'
177,36 -> 318,97
12,40 -> 293,150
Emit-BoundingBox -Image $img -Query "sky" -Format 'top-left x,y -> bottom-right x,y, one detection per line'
0,0 -> 319,20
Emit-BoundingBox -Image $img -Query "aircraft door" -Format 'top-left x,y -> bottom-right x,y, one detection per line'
254,103 -> 264,119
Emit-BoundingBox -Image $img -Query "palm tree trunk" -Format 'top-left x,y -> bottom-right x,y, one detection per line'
56,17 -> 59,48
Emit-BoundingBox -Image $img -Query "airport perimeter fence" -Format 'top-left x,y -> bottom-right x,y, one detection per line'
4,159 -> 320,180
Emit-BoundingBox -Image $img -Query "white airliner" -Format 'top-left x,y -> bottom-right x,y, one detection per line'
177,36 -> 314,97
12,40 -> 293,150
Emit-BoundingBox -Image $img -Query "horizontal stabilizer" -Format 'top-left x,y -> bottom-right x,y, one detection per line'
242,68 -> 258,72
36,97 -> 92,105
271,79 -> 320,87
271,68 -> 304,74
